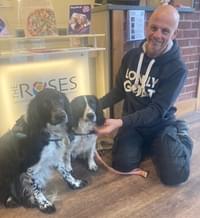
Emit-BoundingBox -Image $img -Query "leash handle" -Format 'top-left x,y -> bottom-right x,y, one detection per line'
95,151 -> 149,178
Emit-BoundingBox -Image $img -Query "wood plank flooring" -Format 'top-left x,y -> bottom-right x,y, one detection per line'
0,112 -> 200,218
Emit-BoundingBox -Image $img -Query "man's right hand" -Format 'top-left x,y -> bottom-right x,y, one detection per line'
95,118 -> 123,137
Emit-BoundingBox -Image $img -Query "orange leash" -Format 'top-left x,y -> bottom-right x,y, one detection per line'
95,151 -> 149,178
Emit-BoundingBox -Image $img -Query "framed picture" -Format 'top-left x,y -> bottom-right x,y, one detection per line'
20,0 -> 58,37
68,5 -> 91,34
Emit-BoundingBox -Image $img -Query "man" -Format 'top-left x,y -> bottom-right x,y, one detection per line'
96,5 -> 193,186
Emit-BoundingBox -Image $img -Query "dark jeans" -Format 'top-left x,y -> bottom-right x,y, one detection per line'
112,120 -> 193,186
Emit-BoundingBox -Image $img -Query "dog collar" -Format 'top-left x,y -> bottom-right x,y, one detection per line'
49,138 -> 62,148
49,138 -> 62,142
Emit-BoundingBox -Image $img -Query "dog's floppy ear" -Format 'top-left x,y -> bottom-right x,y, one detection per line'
70,96 -> 84,128
26,96 -> 47,133
95,97 -> 105,126
62,93 -> 73,131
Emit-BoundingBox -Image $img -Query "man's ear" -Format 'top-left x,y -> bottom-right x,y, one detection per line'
172,29 -> 178,40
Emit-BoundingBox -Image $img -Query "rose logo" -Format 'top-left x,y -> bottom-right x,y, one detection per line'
33,82 -> 47,95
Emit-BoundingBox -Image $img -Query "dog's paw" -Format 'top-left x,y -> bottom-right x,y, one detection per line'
68,179 -> 88,190
5,196 -> 19,208
38,202 -> 56,214
88,162 -> 98,172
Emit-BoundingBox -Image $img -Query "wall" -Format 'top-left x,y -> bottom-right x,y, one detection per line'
171,0 -> 200,114
177,10 -> 200,102
177,11 -> 200,100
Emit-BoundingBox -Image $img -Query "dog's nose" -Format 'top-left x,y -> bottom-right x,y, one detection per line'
87,112 -> 95,121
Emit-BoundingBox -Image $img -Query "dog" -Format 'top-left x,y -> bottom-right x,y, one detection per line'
65,95 -> 105,173
0,88 -> 86,213
18,122 -> 87,213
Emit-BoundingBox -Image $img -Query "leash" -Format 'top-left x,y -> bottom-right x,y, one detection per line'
71,130 -> 149,178
95,150 -> 149,178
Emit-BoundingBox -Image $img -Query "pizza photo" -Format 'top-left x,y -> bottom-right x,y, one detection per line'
26,8 -> 57,36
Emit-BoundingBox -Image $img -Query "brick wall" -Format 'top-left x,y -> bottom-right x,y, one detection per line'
177,9 -> 200,101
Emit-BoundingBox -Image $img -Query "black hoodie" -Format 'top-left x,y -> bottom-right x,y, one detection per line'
100,40 -> 187,128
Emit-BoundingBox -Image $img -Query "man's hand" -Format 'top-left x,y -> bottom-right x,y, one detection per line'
95,118 -> 123,136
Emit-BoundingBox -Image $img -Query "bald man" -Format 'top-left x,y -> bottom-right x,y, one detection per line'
96,5 -> 193,186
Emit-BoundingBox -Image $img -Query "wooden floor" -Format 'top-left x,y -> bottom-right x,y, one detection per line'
1,112 -> 200,218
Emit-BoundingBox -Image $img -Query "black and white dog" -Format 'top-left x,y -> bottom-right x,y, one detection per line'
65,95 -> 105,173
0,88 -> 86,213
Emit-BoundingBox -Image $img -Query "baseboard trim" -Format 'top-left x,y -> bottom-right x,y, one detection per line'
176,98 -> 198,117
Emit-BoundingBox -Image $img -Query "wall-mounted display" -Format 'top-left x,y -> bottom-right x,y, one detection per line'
127,10 -> 145,41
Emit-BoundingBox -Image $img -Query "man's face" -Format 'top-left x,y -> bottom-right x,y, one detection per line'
145,15 -> 177,58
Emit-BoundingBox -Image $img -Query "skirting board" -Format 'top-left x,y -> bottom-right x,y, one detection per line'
176,97 -> 199,117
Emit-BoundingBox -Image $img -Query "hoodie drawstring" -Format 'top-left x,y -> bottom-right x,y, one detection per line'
133,52 -> 155,96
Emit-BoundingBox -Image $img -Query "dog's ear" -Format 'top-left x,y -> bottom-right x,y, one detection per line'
70,97 -> 84,128
95,97 -> 105,126
26,96 -> 47,133
62,93 -> 73,131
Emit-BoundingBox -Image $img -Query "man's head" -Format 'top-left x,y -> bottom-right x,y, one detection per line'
145,5 -> 180,58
